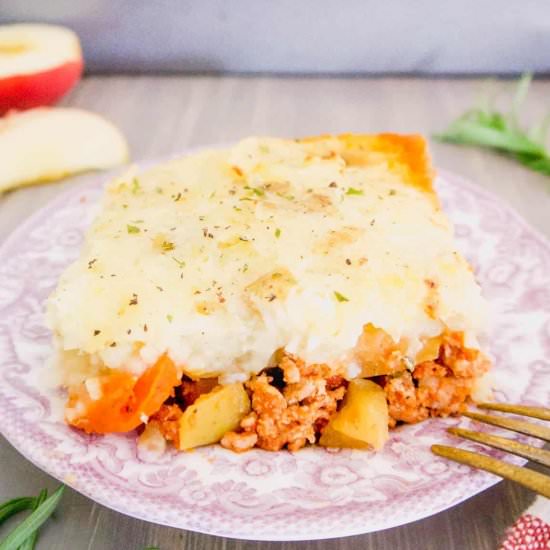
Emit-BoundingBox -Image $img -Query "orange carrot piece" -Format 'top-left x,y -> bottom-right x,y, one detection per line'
67,355 -> 179,434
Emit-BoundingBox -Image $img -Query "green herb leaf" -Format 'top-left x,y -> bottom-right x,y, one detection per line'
345,187 -> 364,196
435,114 -> 543,155
127,225 -> 141,234
131,178 -> 141,194
0,498 -> 34,526
18,490 -> 48,550
516,152 -> 550,175
510,73 -> 532,131
0,486 -> 64,550
166,314 -> 173,323
274,228 -> 281,238
530,110 -> 550,146
334,291 -> 349,302
434,73 -> 550,177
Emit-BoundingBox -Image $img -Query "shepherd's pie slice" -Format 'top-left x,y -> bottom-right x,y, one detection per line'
48,135 -> 491,453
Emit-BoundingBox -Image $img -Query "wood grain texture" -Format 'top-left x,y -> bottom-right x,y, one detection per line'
1,75 -> 549,549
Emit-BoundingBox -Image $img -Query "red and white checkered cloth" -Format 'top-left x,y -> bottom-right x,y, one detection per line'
500,497 -> 550,549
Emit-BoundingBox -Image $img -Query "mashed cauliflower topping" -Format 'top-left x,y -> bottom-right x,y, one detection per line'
47,135 -> 488,384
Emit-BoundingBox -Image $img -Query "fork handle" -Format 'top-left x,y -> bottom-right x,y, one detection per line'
431,445 -> 550,498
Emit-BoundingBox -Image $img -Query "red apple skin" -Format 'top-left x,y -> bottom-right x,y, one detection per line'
0,59 -> 83,115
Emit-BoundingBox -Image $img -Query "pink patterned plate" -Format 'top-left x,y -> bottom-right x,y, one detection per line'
0,164 -> 549,541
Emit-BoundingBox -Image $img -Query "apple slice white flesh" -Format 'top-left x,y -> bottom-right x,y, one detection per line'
0,107 -> 129,193
0,24 -> 83,113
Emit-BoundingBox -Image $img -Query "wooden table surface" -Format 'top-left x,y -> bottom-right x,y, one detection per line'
0,75 -> 548,549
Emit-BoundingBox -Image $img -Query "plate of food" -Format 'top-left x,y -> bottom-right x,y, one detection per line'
0,134 -> 548,540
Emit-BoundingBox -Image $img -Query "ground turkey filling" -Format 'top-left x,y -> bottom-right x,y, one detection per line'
151,332 -> 490,452
382,332 -> 490,428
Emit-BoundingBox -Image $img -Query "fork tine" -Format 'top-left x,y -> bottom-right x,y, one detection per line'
463,411 -> 550,442
448,427 -> 550,468
477,403 -> 550,421
431,445 -> 550,498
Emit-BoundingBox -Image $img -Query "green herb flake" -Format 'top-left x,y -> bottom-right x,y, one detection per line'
276,192 -> 295,201
345,187 -> 364,196
127,224 -> 141,234
172,257 -> 186,268
251,187 -> 265,197
334,291 -> 350,303
131,178 -> 141,194
166,314 -> 173,323
275,228 -> 281,238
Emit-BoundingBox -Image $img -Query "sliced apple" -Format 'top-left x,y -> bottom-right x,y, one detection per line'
0,107 -> 129,193
0,24 -> 83,114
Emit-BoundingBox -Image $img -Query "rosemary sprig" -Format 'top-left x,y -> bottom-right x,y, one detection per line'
0,487 -> 158,549
18,490 -> 48,550
0,498 -> 35,525
434,73 -> 550,176
0,486 -> 64,550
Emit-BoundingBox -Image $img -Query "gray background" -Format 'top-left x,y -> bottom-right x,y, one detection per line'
1,0 -> 550,74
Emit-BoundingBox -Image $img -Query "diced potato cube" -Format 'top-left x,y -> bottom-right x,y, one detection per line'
359,362 -> 397,378
415,336 -> 442,364
177,383 -> 250,450
319,379 -> 389,450
318,423 -> 370,449
355,324 -> 407,377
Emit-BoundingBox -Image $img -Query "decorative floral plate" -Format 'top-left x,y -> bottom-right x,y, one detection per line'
0,163 -> 549,541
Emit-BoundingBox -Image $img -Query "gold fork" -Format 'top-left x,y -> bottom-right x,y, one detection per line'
431,403 -> 550,498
